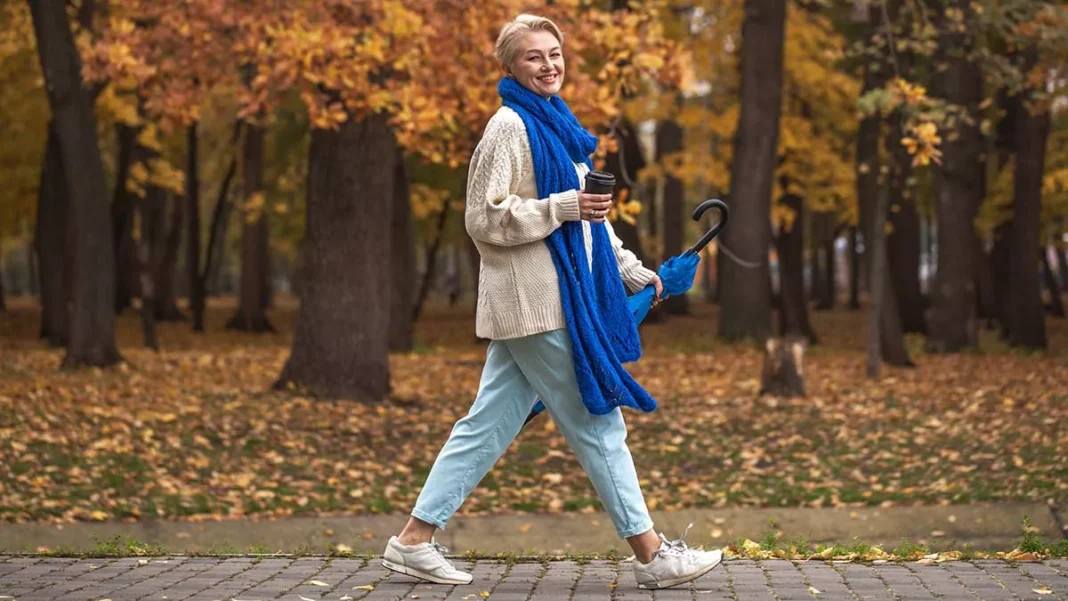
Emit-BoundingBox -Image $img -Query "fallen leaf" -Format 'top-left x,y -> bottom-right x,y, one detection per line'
340,597 -> 354,601
136,559 -> 149,566
709,527 -> 723,538
1034,586 -> 1053,595
334,543 -> 353,554
299,596 -> 315,601
480,593 -> 491,599
353,585 -> 375,591
518,523 -> 532,533
808,586 -> 821,595
1009,552 -> 1040,561
308,580 -> 330,587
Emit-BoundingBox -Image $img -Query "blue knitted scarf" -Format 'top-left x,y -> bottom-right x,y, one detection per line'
498,76 -> 657,416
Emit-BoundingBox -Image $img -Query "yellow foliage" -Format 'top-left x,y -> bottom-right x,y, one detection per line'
242,192 -> 266,223
608,189 -> 643,226
901,121 -> 943,167
409,184 -> 451,221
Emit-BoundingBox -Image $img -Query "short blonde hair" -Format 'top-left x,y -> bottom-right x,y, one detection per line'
494,14 -> 565,69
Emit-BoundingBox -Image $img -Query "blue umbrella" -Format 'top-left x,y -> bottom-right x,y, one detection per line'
523,199 -> 729,427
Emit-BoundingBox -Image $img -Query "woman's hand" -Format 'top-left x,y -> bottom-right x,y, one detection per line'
578,192 -> 612,223
650,275 -> 664,306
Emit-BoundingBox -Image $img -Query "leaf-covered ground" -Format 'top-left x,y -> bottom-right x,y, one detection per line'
1,296 -> 1065,524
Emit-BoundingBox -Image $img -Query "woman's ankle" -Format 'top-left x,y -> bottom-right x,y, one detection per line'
627,529 -> 661,565
398,516 -> 436,546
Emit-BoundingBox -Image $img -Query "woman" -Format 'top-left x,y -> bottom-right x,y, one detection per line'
382,14 -> 722,590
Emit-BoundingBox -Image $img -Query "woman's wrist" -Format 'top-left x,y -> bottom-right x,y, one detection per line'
550,189 -> 581,221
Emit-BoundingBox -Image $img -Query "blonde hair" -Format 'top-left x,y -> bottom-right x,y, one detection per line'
494,14 -> 565,70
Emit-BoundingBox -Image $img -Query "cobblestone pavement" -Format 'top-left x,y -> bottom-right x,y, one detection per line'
1,557 -> 1066,601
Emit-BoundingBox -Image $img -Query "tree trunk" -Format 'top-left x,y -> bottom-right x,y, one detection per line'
718,0 -> 785,342
713,244 -> 724,303
1005,105 -> 1049,348
976,241 -> 998,324
856,24 -> 910,374
275,113 -> 395,401
808,239 -> 823,307
817,226 -> 837,310
137,189 -> 162,350
657,114 -> 687,315
604,118 -> 650,265
875,171 -> 912,366
1057,244 -> 1068,292
112,124 -> 136,314
412,200 -> 448,323
227,123 -> 273,332
776,195 -> 817,342
702,246 -> 715,302
36,124 -> 70,347
928,24 -> 982,352
204,152 -> 238,300
886,128 -> 926,334
1042,249 -> 1064,317
260,213 -> 272,310
29,0 -> 120,367
390,148 -> 416,352
849,225 -> 861,309
154,193 -> 185,321
187,123 -> 206,332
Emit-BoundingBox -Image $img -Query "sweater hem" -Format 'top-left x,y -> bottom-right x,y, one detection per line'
476,303 -> 566,341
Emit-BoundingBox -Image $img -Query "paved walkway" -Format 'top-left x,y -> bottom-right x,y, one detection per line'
1,556 -> 1066,601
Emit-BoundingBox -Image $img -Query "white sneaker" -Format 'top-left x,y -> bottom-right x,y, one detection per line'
382,536 -> 474,585
632,523 -> 723,589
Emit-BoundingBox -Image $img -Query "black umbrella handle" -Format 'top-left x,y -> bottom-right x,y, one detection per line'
684,199 -> 729,256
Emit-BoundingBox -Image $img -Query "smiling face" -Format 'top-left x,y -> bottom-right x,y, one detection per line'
507,30 -> 565,99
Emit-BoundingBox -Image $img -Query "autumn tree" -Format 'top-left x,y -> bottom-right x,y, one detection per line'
927,0 -> 983,352
718,0 -> 786,342
27,0 -> 120,367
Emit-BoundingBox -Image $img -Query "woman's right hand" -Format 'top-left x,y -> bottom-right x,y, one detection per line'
578,192 -> 613,223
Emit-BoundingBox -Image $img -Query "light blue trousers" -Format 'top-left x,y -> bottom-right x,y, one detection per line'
410,328 -> 654,539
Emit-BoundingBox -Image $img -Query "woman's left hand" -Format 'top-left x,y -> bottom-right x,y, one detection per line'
650,275 -> 664,306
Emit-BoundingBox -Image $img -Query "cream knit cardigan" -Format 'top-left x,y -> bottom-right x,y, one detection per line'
465,106 -> 656,340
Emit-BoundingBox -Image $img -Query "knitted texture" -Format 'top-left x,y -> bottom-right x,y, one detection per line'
464,108 -> 655,341
498,77 -> 657,416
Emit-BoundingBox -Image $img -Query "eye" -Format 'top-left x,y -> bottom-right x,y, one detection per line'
551,52 -> 561,57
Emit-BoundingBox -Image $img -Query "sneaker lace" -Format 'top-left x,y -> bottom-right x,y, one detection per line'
430,540 -> 451,560
659,522 -> 695,557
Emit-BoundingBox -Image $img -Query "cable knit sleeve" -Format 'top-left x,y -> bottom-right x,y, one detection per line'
604,219 -> 657,294
465,113 -> 581,247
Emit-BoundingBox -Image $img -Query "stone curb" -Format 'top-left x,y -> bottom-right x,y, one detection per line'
0,502 -> 1059,556
1,556 -> 1067,600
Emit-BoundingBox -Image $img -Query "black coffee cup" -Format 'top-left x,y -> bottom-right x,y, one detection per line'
584,170 -> 615,195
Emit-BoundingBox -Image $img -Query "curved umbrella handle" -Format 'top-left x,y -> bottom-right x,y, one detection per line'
684,199 -> 729,256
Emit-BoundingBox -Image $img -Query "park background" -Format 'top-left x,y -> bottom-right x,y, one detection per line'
0,0 -> 1066,558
